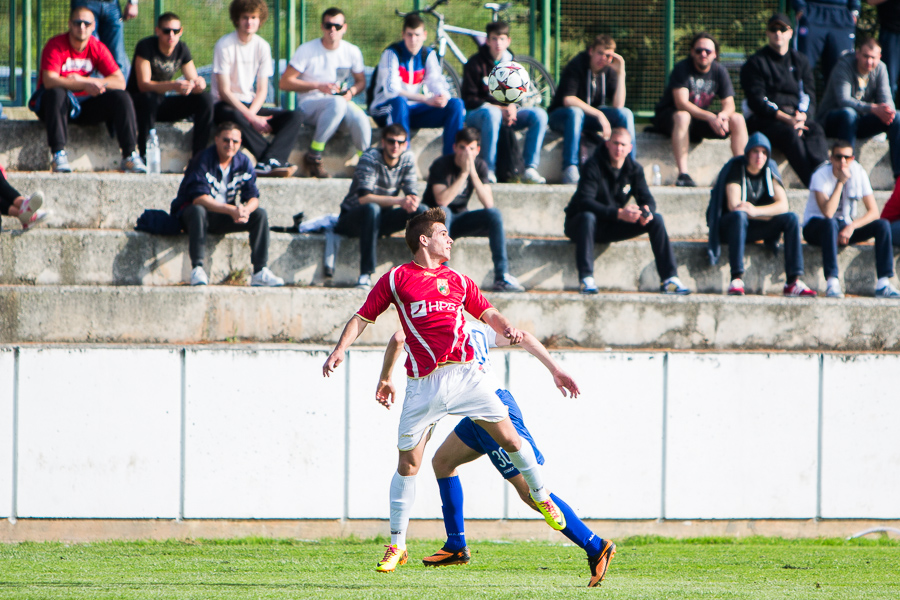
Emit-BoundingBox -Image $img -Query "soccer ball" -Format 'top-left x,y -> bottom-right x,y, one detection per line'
488,61 -> 531,104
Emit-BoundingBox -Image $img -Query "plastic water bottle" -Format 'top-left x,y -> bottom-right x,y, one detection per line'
652,164 -> 662,186
147,129 -> 161,175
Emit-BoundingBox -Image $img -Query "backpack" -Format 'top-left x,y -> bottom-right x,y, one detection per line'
135,209 -> 182,235
494,124 -> 524,183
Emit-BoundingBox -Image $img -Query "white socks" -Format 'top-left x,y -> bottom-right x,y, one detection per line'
507,442 -> 548,502
389,472 -> 416,549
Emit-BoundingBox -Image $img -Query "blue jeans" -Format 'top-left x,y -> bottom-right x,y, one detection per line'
464,105 -> 548,172
890,219 -> 900,247
880,29 -> 900,102
71,0 -> 130,79
823,108 -> 900,178
372,97 -> 465,156
438,206 -> 509,280
719,211 -> 804,279
803,217 -> 895,279
548,106 -> 636,167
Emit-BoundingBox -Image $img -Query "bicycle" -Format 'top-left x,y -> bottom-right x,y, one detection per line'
395,0 -> 557,109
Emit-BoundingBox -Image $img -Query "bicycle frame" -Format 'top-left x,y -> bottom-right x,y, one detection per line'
434,21 -> 486,65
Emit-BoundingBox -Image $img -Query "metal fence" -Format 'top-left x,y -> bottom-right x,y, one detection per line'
1,0 -> 884,116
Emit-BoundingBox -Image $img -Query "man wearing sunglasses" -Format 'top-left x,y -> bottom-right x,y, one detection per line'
335,124 -> 426,289
30,6 -> 145,174
127,12 -> 213,160
279,7 -> 370,178
741,13 -> 828,188
802,140 -> 900,297
651,32 -> 747,187
70,0 -> 137,79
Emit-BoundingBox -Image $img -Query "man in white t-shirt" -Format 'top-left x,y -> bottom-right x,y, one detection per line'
279,7 -> 371,178
802,140 -> 900,297
212,0 -> 303,177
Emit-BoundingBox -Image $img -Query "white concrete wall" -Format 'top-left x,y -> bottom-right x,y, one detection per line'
1,346 -> 898,521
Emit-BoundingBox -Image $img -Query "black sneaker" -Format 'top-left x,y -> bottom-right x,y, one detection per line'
422,546 -> 471,566
675,173 -> 696,187
587,540 -> 616,587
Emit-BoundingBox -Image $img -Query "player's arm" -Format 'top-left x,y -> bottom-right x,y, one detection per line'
480,308 -> 523,345
494,331 -> 579,397
376,331 -> 406,409
322,315 -> 369,377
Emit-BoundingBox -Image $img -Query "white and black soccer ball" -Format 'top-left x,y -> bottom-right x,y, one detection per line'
487,61 -> 531,104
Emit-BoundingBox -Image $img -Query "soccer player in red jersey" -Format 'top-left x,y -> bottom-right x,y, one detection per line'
323,207 -> 566,573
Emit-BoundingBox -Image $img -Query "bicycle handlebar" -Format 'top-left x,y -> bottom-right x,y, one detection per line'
395,0 -> 448,18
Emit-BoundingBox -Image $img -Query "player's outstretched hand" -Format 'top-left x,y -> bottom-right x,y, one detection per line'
375,379 -> 397,409
553,369 -> 580,398
322,350 -> 344,377
503,326 -> 524,345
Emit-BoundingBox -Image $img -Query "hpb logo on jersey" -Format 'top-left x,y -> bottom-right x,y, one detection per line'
436,278 -> 449,296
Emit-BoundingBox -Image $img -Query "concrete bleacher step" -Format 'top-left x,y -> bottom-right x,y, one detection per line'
1,284 -> 898,350
2,119 -> 896,188
2,172 -> 893,240
2,229 -> 898,296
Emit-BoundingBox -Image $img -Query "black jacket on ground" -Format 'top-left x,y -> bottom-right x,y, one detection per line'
564,143 -> 655,221
740,45 -> 816,119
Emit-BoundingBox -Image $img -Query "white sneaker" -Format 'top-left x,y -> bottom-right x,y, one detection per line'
580,276 -> 598,294
562,165 -> 580,185
20,209 -> 50,231
875,282 -> 900,298
356,273 -> 372,289
190,266 -> 208,286
825,279 -> 843,298
51,150 -> 72,173
250,267 -> 285,287
121,151 -> 148,174
487,170 -> 498,184
18,192 -> 45,227
522,167 -> 546,184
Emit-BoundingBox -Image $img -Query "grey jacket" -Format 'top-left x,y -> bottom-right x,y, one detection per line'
817,53 -> 894,119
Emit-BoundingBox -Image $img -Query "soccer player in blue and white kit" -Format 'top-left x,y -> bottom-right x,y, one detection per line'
377,321 -> 617,587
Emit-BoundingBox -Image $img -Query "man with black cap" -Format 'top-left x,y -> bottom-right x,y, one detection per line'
741,14 -> 828,187
707,132 -> 816,297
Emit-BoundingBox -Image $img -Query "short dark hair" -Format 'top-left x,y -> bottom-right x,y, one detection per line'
859,36 -> 881,52
589,34 -> 616,51
322,7 -> 344,23
831,140 -> 853,154
486,21 -> 510,38
229,0 -> 268,28
70,6 -> 93,21
405,207 -> 446,254
157,12 -> 181,27
403,14 -> 425,31
455,127 -> 481,145
216,121 -> 242,137
689,32 -> 719,57
382,123 -> 408,142
609,126 -> 631,142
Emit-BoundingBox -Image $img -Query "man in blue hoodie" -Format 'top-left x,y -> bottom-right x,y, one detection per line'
707,133 -> 816,297
170,121 -> 284,287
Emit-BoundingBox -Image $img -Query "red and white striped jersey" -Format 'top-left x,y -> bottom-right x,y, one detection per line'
356,262 -> 494,378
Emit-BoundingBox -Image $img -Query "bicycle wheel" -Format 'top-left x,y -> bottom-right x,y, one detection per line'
515,55 -> 556,109
440,60 -> 462,99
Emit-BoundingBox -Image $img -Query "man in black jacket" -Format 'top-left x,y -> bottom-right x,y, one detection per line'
548,35 -> 635,185
563,128 -> 690,295
461,21 -> 548,184
740,13 -> 828,187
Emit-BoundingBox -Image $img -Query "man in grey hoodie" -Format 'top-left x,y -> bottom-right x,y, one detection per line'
707,132 -> 816,297
818,36 -> 900,179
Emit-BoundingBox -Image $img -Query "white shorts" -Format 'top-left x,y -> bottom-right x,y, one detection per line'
397,361 -> 509,451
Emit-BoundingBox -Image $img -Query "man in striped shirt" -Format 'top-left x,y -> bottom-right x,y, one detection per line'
323,207 -> 565,573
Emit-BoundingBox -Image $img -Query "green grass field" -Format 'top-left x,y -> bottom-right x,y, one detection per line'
0,536 -> 897,599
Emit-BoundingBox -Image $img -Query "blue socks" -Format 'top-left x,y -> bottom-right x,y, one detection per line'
438,476 -> 467,551
552,493 -> 604,557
